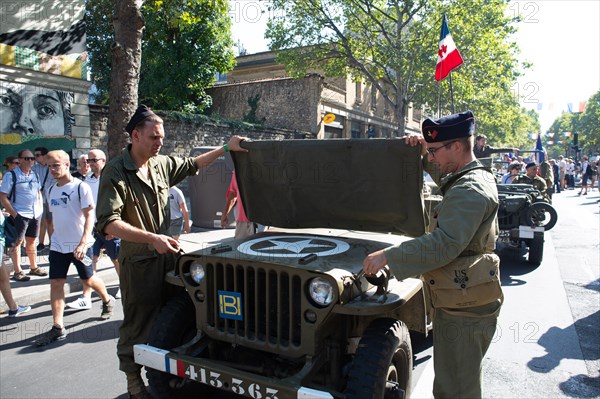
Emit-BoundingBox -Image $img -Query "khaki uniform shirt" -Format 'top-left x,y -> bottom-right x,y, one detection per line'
95,145 -> 198,258
512,174 -> 547,198
385,159 -> 499,280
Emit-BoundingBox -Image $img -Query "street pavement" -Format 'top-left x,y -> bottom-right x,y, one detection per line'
1,189 -> 598,398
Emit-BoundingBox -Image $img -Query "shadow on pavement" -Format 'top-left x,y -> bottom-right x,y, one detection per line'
496,243 -> 540,286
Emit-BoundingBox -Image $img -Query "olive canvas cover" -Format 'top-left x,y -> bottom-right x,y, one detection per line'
231,139 -> 426,237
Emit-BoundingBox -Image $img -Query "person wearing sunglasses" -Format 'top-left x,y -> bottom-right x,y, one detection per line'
2,156 -> 20,172
0,149 -> 48,281
363,110 -> 502,398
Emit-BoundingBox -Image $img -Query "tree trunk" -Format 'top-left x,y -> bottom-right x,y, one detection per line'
107,0 -> 145,159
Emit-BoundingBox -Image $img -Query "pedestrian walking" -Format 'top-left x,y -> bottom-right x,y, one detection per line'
68,149 -> 122,310
0,149 -> 47,281
0,211 -> 32,317
34,150 -> 115,346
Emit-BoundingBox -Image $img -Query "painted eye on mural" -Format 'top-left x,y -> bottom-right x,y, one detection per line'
37,104 -> 58,119
0,95 -> 14,107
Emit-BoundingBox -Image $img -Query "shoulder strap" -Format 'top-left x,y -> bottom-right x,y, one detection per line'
48,181 -> 82,202
9,170 -> 17,202
41,169 -> 49,190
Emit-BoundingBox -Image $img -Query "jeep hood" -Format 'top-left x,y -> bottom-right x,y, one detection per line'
231,139 -> 425,237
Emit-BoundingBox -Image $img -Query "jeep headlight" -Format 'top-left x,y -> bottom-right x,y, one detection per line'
308,277 -> 334,307
189,261 -> 205,284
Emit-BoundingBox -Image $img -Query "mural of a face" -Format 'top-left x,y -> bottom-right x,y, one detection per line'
0,85 -> 17,133
0,83 -> 73,136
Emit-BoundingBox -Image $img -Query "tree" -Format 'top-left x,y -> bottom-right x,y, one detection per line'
86,0 -> 235,113
106,0 -> 145,159
548,90 -> 600,158
265,0 -> 528,142
578,90 -> 600,154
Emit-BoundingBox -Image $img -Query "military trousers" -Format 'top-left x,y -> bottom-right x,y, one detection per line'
432,300 -> 501,399
117,251 -> 177,373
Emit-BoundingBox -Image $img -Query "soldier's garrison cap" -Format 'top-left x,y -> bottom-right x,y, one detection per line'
422,110 -> 475,143
126,104 -> 158,134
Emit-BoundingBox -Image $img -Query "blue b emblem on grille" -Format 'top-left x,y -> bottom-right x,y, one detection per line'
218,290 -> 242,320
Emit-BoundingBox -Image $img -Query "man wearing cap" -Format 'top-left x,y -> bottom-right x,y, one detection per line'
95,105 -> 247,399
473,134 -> 517,159
513,162 -> 549,201
500,161 -> 522,184
363,110 -> 503,398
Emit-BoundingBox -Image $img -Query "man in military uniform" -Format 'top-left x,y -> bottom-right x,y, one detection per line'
513,162 -> 549,202
95,105 -> 247,399
473,134 -> 517,159
363,110 -> 503,398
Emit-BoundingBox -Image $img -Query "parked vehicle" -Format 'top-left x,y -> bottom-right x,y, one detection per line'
134,139 -> 435,399
496,183 -> 558,264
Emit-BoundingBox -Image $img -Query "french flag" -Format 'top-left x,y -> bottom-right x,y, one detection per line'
435,15 -> 463,81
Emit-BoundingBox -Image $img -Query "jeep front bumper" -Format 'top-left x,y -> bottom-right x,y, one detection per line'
134,344 -> 333,399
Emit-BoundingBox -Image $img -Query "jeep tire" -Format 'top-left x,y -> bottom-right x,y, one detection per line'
345,318 -> 412,399
526,202 -> 558,231
527,232 -> 544,265
146,292 -> 203,398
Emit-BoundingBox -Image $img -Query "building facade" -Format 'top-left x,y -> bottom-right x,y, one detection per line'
208,51 -> 422,139
0,0 -> 91,163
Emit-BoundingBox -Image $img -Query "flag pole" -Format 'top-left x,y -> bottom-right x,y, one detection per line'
449,71 -> 456,113
437,81 -> 442,118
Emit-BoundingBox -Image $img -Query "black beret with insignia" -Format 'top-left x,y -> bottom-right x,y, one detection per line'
422,110 -> 475,143
125,105 -> 158,134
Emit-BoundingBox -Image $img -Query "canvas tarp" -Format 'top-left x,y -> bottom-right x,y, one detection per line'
231,139 -> 426,237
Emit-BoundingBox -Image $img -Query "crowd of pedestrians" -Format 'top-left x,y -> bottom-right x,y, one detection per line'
0,147 -> 126,329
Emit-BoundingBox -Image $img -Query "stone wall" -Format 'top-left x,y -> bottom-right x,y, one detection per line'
88,104 -> 301,197
207,75 -> 323,135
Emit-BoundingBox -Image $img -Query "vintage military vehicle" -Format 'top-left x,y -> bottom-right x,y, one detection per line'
134,139 -> 434,399
496,183 -> 558,264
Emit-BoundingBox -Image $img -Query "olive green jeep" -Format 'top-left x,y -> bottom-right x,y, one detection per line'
134,139 -> 434,399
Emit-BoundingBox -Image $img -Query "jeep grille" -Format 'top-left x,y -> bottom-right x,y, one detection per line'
205,262 -> 303,349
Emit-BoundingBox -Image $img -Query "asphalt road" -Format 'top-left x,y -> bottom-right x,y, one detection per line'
0,189 -> 598,398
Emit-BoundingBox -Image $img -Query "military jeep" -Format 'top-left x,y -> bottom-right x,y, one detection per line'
134,139 -> 433,399
496,183 -> 558,264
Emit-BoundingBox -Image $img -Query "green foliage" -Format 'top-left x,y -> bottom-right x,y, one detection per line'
548,90 -> 600,157
578,90 -> 600,154
86,0 -> 235,111
243,94 -> 266,125
265,0 -> 532,144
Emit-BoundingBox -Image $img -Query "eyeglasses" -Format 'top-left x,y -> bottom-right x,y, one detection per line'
10,161 -> 20,165
20,157 -> 35,161
86,158 -> 105,164
35,153 -> 43,157
426,140 -> 459,157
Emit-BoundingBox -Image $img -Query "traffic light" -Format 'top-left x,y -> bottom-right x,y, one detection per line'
573,133 -> 579,146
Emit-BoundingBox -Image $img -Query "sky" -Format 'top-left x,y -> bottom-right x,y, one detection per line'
229,0 -> 600,133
